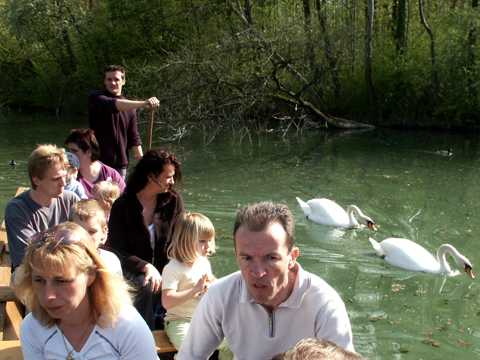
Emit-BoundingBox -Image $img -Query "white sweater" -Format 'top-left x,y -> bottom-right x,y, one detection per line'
177,265 -> 354,360
20,305 -> 159,360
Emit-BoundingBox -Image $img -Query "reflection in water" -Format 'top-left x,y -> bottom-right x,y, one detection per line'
1,116 -> 480,358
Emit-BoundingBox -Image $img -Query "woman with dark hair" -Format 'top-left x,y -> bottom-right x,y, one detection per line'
65,129 -> 125,198
106,149 -> 184,329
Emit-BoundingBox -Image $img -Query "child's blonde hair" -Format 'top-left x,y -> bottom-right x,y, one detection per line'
167,212 -> 215,264
92,181 -> 121,212
72,199 -> 107,227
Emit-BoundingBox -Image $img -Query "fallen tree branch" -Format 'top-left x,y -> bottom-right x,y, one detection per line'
272,92 -> 374,129
230,1 -> 373,130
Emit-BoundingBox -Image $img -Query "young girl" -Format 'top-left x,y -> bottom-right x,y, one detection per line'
161,212 -> 216,351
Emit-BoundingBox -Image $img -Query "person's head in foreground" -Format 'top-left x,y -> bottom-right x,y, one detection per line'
233,201 -> 300,311
127,148 -> 182,194
28,144 -> 67,197
14,222 -> 130,328
272,338 -> 364,360
167,212 -> 216,265
71,200 -> 108,248
92,181 -> 120,218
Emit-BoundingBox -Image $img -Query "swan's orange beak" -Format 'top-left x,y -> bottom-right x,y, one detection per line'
367,221 -> 378,231
465,265 -> 475,279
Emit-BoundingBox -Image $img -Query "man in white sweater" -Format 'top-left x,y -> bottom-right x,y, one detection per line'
177,201 -> 355,360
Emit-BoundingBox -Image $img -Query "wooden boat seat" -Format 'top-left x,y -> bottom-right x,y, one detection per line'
0,340 -> 22,360
153,330 -> 177,354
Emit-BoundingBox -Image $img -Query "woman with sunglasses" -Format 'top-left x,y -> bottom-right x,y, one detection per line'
14,222 -> 159,360
64,128 -> 125,198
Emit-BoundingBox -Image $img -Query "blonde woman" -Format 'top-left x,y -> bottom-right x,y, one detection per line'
161,212 -> 217,351
14,222 -> 158,360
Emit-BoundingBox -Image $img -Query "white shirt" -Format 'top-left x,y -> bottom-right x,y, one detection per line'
177,265 -> 354,360
20,305 -> 159,360
161,256 -> 213,321
99,249 -> 123,277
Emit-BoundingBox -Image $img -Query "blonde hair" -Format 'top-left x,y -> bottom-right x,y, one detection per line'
14,222 -> 131,328
72,199 -> 107,227
92,181 -> 121,213
167,212 -> 215,264
272,338 -> 363,360
28,144 -> 66,189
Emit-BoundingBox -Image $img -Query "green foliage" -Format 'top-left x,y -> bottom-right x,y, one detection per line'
0,0 -> 479,129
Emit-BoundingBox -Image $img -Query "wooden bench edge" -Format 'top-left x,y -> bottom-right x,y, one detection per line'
153,329 -> 177,354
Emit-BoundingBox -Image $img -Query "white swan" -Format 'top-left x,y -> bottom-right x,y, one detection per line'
296,197 -> 376,230
369,237 -> 475,278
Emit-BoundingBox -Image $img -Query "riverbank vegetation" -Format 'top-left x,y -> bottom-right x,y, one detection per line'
0,1 -> 479,133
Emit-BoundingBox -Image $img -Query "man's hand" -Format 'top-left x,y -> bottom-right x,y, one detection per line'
132,145 -> 143,160
143,263 -> 162,293
144,97 -> 160,109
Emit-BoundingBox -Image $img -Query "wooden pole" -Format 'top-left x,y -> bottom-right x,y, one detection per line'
146,109 -> 155,150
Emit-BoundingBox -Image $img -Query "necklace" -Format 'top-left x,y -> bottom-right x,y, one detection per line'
59,321 -> 94,360
60,331 -> 74,360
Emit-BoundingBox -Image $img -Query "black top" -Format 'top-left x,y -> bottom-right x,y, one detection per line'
88,90 -> 142,169
106,190 -> 184,275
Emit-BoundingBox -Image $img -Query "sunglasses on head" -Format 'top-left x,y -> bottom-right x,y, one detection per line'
30,228 -> 80,251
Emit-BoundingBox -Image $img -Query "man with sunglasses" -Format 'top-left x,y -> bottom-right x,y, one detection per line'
4,144 -> 79,272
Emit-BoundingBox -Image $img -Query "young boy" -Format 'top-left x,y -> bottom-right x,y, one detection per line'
71,199 -> 123,276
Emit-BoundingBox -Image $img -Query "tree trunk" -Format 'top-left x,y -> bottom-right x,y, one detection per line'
466,0 -> 478,103
365,0 -> 376,112
302,0 -> 316,69
393,0 -> 408,55
350,0 -> 357,74
418,0 -> 439,98
244,0 -> 253,26
315,0 -> 341,100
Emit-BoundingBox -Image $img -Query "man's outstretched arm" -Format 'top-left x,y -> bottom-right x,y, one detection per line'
115,97 -> 160,112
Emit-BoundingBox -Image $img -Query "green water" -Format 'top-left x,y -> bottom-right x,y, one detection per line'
1,113 -> 479,359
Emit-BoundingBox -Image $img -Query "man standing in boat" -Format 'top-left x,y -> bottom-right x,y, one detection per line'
88,65 -> 160,177
177,201 -> 355,359
4,144 -> 79,272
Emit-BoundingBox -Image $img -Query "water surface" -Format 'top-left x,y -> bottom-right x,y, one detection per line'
1,113 -> 479,359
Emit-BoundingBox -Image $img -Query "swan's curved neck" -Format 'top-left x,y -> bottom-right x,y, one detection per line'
436,244 -> 463,275
346,205 -> 363,226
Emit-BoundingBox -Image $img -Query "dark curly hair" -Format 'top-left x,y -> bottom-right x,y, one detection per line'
127,149 -> 182,194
